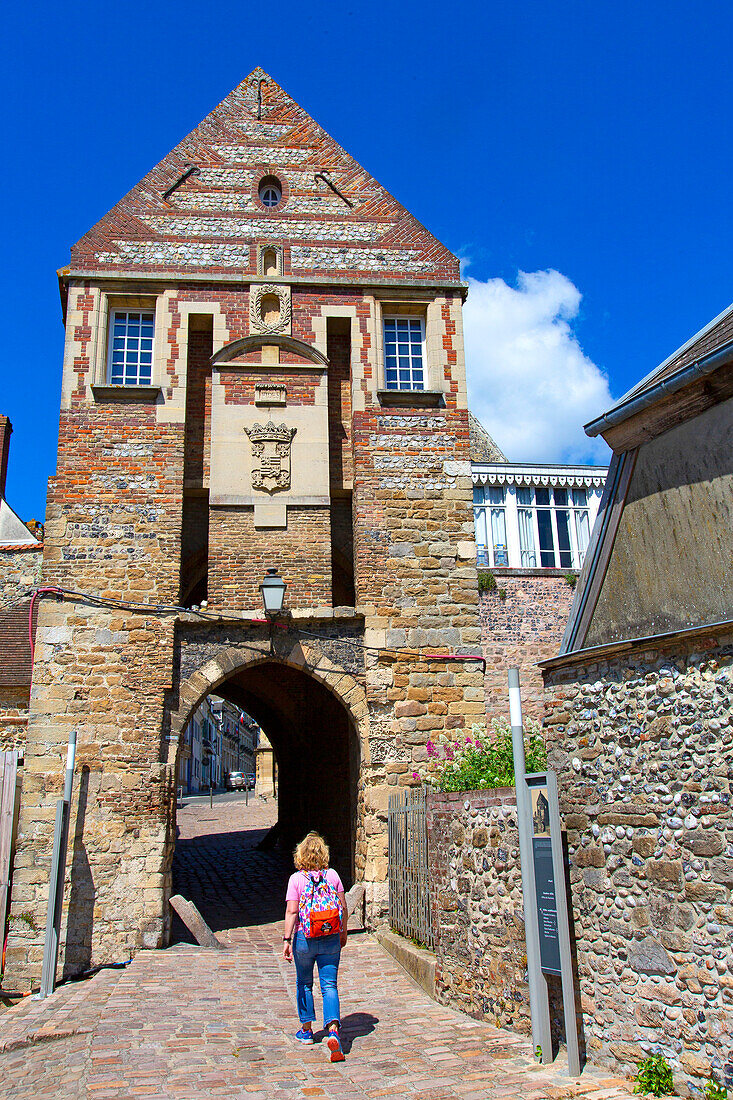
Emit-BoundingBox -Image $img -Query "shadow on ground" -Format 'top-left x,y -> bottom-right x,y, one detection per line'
171,822 -> 293,942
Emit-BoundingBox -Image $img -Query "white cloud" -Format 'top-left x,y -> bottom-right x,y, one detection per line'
463,269 -> 613,464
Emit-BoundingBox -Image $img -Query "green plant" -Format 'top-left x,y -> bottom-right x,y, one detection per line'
10,910 -> 39,933
498,587 -> 507,600
535,1045 -> 542,1062
412,718 -> 546,793
477,570 -> 496,594
633,1053 -> 675,1097
563,572 -> 577,588
704,1075 -> 728,1100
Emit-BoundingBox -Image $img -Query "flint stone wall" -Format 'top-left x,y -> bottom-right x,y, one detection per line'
426,789 -> 532,1031
543,627 -> 733,1093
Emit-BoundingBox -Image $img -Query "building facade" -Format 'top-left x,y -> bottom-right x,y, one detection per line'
0,416 -> 43,754
4,69 -> 483,986
542,303 -> 733,1093
473,461 -> 606,720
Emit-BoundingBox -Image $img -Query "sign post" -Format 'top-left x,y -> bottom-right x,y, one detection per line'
510,670 -> 581,1076
509,668 -> 551,1064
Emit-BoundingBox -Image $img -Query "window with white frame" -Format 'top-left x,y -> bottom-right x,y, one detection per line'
108,309 -> 155,386
473,485 -> 508,566
516,485 -> 591,569
383,316 -> 425,390
474,481 -> 593,570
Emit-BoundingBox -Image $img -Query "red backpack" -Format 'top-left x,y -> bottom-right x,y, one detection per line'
298,871 -> 343,938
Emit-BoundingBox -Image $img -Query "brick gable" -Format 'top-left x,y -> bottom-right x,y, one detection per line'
69,68 -> 460,285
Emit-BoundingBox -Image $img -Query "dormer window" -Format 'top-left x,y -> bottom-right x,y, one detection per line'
108,309 -> 154,386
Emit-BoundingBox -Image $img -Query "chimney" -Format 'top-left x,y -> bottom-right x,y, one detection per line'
0,415 -> 11,501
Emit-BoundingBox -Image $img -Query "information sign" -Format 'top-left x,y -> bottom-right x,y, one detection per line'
532,836 -> 561,975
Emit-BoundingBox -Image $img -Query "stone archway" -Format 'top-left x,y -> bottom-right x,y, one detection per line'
163,639 -> 371,937
166,640 -> 370,767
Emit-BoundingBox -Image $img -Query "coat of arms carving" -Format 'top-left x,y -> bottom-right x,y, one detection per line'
244,421 -> 296,493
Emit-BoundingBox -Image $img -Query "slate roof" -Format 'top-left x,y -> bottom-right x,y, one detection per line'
585,301 -> 733,435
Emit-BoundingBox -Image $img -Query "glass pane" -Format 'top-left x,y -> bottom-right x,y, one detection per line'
518,509 -> 536,567
474,507 -> 488,548
412,378 -> 424,391
487,486 -> 505,505
554,488 -> 568,506
573,487 -> 588,507
517,486 -> 532,506
473,485 -> 485,504
536,487 -> 550,506
556,509 -> 572,568
537,508 -> 555,567
575,510 -> 590,559
491,508 -> 508,565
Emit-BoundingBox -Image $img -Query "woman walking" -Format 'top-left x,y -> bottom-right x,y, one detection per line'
282,832 -> 348,1062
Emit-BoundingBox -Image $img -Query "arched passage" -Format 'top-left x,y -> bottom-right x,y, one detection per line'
166,644 -> 369,932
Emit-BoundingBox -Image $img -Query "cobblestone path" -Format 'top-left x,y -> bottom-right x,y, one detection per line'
171,792 -> 289,935
0,797 -> 636,1099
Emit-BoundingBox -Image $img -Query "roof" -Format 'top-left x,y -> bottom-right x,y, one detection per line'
0,599 -> 37,688
0,498 -> 41,546
66,68 -> 461,288
585,301 -> 733,438
468,412 -> 506,462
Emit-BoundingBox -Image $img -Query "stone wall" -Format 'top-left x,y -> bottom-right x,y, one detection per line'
426,789 -> 531,1031
543,626 -> 733,1094
0,546 -> 42,752
480,571 -> 575,722
0,545 -> 42,603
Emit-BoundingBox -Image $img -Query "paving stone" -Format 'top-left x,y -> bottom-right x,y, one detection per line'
0,796 -> 635,1099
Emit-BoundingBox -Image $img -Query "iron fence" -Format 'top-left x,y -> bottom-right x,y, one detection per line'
387,787 -> 434,948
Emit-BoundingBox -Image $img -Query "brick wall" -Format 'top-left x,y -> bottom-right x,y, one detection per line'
543,628 -> 733,1093
209,505 -> 332,608
480,572 -> 576,722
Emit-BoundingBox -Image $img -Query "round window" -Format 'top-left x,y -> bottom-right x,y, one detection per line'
258,176 -> 282,208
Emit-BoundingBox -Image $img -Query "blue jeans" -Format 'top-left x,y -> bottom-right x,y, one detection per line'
293,931 -> 341,1028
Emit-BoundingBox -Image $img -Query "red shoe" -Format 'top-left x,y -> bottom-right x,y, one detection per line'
327,1030 -> 344,1062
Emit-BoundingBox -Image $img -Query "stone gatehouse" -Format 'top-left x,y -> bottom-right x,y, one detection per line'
4,69 -> 484,987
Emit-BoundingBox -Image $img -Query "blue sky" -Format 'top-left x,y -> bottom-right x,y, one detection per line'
3,1 -> 732,516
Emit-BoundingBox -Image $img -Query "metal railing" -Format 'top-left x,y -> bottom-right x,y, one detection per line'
387,787 -> 434,948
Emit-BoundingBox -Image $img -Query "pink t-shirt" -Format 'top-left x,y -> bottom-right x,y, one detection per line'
286,869 -> 344,932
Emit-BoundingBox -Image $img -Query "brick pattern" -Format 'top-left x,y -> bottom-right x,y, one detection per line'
70,69 -> 461,286
479,575 -> 576,721
543,630 -> 733,1092
208,506 -> 332,609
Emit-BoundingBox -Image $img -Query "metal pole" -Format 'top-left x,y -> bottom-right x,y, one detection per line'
38,730 -> 77,999
209,781 -> 213,809
509,670 -> 551,1063
546,770 -> 581,1076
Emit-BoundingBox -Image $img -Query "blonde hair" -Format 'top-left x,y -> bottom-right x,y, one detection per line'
294,832 -> 329,872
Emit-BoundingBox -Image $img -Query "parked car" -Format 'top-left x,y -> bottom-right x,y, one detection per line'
226,771 -> 246,790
